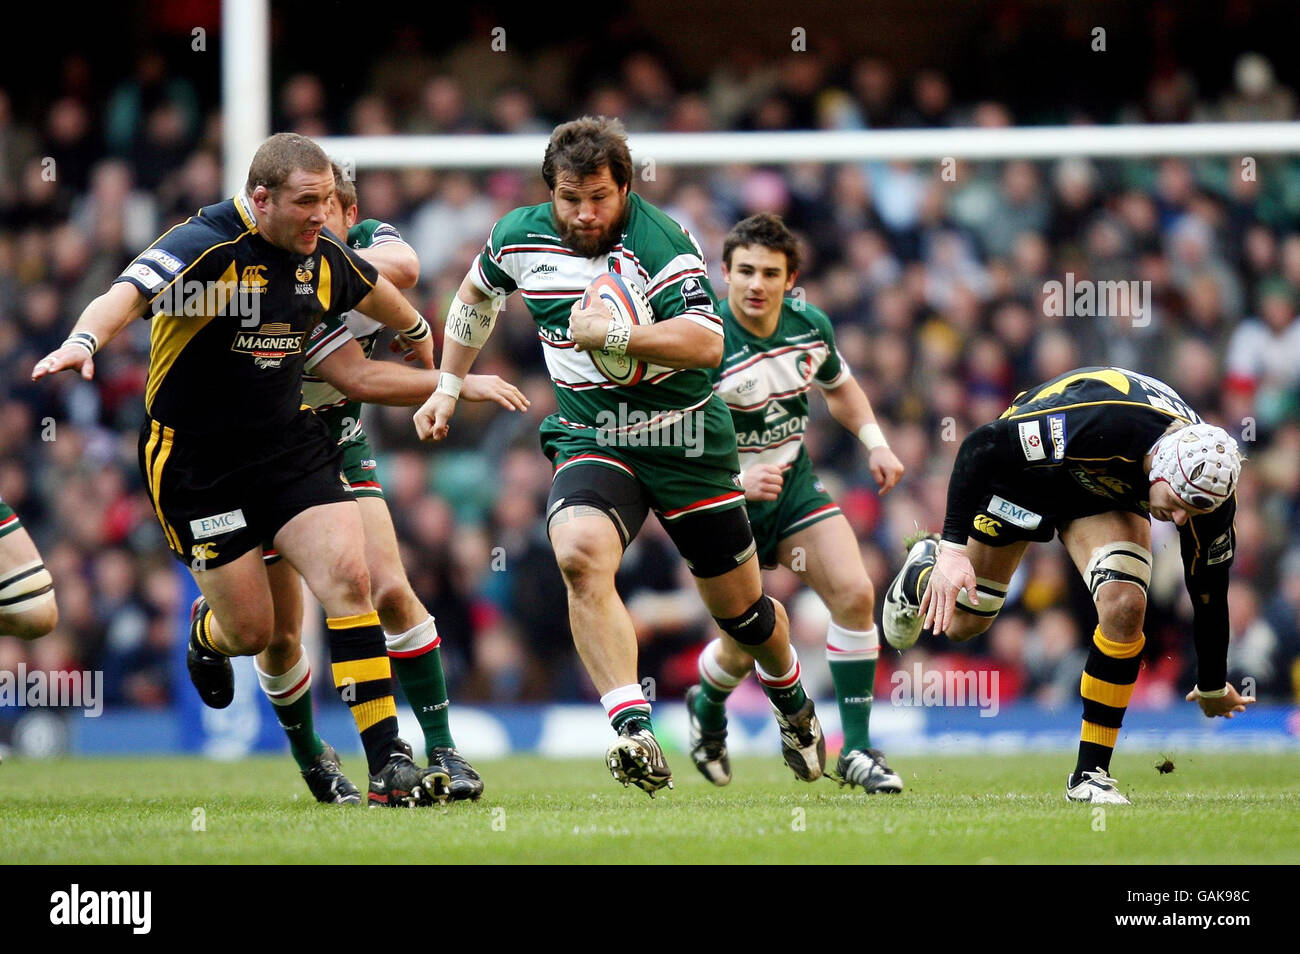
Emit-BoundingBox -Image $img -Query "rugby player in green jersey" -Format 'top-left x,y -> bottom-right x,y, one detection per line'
415,118 -> 824,795
253,164 -> 527,802
687,213 -> 907,792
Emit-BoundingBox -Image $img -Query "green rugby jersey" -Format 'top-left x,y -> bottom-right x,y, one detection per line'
469,193 -> 723,430
301,219 -> 409,442
711,297 -> 848,473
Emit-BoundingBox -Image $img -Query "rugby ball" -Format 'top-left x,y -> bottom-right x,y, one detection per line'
581,273 -> 654,386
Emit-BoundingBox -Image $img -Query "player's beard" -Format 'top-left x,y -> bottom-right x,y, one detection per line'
558,201 -> 629,259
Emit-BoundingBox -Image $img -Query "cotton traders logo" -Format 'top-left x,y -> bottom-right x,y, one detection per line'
531,263 -> 558,274
240,265 -> 269,293
233,321 -> 304,369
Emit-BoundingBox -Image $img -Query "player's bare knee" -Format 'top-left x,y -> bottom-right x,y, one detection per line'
328,556 -> 373,610
827,577 -> 874,627
227,625 -> 273,656
4,603 -> 59,640
264,623 -> 300,656
1083,542 -> 1151,640
553,536 -> 616,596
373,574 -> 422,629
1095,584 -> 1146,640
216,606 -> 275,655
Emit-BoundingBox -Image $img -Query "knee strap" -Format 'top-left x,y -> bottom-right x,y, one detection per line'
1084,542 -> 1152,600
0,559 -> 55,614
714,594 -> 776,646
956,576 -> 1008,619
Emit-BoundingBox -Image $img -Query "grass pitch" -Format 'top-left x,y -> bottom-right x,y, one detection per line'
2,752 -> 1297,864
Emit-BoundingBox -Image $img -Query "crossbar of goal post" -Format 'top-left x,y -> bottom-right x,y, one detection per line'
315,122 -> 1300,170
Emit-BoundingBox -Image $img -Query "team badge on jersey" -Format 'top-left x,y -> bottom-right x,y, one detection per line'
680,277 -> 711,309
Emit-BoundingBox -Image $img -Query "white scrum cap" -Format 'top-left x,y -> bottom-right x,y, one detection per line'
1148,422 -> 1242,512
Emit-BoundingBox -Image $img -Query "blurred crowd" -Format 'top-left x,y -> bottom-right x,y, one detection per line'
2,26 -> 1300,720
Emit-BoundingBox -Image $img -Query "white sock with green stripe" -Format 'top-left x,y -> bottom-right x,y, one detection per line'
757,648 -> 808,715
601,684 -> 652,733
693,638 -> 747,732
827,621 -> 879,752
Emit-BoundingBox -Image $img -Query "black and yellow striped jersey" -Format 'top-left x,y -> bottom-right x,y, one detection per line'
114,194 -> 378,436
943,367 -> 1237,688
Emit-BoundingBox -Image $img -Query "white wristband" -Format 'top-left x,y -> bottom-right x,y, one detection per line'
937,540 -> 967,556
858,422 -> 888,451
435,372 -> 463,400
1193,683 -> 1230,699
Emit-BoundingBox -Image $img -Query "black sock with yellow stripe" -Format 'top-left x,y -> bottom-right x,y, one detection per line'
1075,625 -> 1144,777
189,600 -> 229,657
328,611 -> 401,776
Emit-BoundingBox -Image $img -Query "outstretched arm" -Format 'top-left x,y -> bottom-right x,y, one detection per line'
1180,498 -> 1254,717
353,275 -> 434,369
32,282 -> 149,382
314,335 -> 526,411
414,276 -> 501,442
821,376 -> 903,495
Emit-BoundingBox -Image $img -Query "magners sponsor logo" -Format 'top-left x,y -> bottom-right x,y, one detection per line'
233,321 -> 304,370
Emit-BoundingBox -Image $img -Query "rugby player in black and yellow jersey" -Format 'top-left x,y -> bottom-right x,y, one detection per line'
882,367 -> 1253,804
252,163 -> 526,803
32,133 -> 448,807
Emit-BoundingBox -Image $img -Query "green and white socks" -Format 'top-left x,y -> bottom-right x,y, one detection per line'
255,653 -> 325,770
826,621 -> 879,752
386,616 -> 456,755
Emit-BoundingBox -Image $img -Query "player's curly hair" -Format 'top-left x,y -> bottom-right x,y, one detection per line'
722,213 -> 801,275
245,132 -> 331,196
542,116 -> 634,191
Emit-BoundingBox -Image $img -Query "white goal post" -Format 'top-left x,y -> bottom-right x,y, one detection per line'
315,123 -> 1300,172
